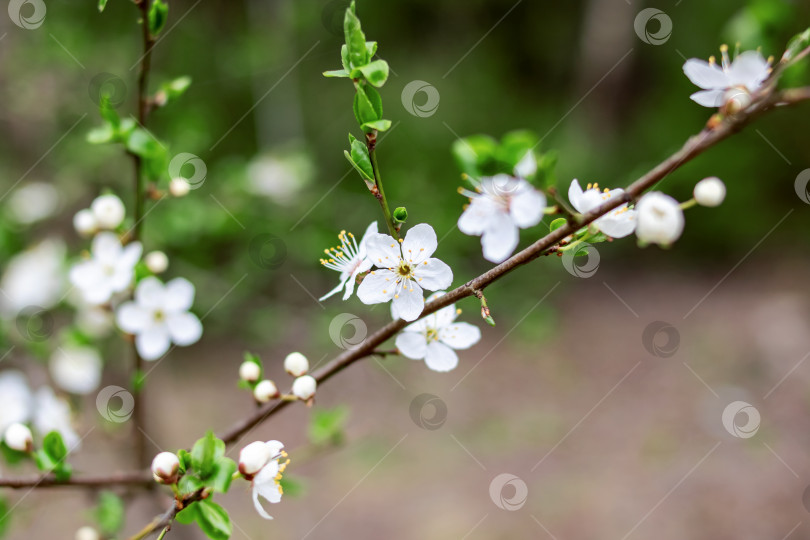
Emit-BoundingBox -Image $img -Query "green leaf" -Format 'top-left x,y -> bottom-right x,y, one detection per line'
352,84 -> 383,126
99,95 -> 120,129
98,0 -> 108,12
783,27 -> 810,62
125,128 -> 160,157
361,119 -> 391,132
178,474 -> 203,494
177,449 -> 192,474
343,1 -> 367,68
175,503 -> 199,525
148,0 -> 169,37
451,135 -> 498,177
496,130 -> 539,173
86,124 -> 115,144
191,431 -> 222,478
158,76 -> 192,104
0,497 -> 9,537
340,44 -> 351,72
308,406 -> 349,446
196,500 -> 232,540
0,442 -> 27,465
357,60 -> 389,87
323,69 -> 350,78
535,150 -> 558,190
206,457 -> 237,493
365,41 -> 378,59
345,135 -> 374,182
42,431 -> 67,463
549,217 -> 567,232
392,207 -> 408,224
95,492 -> 125,536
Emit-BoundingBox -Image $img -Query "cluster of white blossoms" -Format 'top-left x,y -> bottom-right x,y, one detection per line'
73,194 -> 127,237
0,370 -> 80,453
242,352 -> 317,403
683,46 -> 772,111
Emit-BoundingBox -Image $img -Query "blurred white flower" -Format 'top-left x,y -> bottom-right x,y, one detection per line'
291,375 -> 316,400
319,222 -> 377,301
247,440 -> 288,520
568,179 -> 637,238
90,194 -> 126,229
169,178 -> 190,197
50,346 -> 102,395
69,232 -> 142,305
0,371 -> 32,433
357,223 -> 453,322
75,526 -> 100,540
458,174 -> 546,263
0,239 -> 66,317
116,277 -> 203,360
3,422 -> 33,452
514,151 -> 537,179
145,251 -> 169,274
74,304 -> 114,338
635,192 -> 685,247
247,152 -> 313,205
683,48 -> 771,108
33,386 -> 80,451
73,209 -> 98,237
694,177 -> 726,207
7,182 -> 59,224
394,292 -> 481,372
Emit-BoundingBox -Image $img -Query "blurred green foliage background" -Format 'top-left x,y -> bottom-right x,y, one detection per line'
1,0 -> 809,347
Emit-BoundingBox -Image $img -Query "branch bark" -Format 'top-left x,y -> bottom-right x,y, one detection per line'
0,470 -> 153,489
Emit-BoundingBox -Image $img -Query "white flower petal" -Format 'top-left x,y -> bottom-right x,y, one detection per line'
392,281 -> 424,322
433,303 -> 457,328
481,214 -> 519,263
119,242 -> 143,269
395,332 -> 428,359
91,232 -> 123,264
319,276 -> 349,301
690,89 -> 725,108
439,322 -> 481,350
265,440 -> 284,457
163,278 -> 195,312
364,233 -> 400,268
401,223 -> 438,264
514,151 -> 537,178
510,183 -> 546,228
357,221 -> 379,252
567,179 -> 586,213
683,59 -> 729,89
116,302 -> 151,333
136,325 -> 171,361
414,258 -> 453,291
356,270 -> 397,305
135,277 -> 166,310
595,206 -> 637,238
166,312 -> 202,346
727,50 -> 770,90
458,198 -> 497,236
424,342 -> 459,372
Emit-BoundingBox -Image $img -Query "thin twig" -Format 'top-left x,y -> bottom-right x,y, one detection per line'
127,488 -> 207,540
0,470 -> 153,489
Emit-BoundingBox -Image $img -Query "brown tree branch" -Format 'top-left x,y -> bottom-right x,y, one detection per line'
0,470 -> 153,489
218,86 -> 810,445
127,488 -> 207,540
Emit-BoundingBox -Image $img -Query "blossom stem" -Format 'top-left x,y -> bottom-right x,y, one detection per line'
679,198 -> 698,210
366,133 -> 400,240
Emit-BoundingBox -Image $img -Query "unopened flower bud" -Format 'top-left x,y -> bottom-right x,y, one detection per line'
238,440 -> 271,477
4,423 -> 33,452
253,379 -> 279,403
151,451 -> 180,484
75,526 -> 100,540
635,192 -> 684,247
292,375 -> 317,400
283,352 -> 309,377
145,251 -> 169,274
169,178 -> 190,197
90,194 -> 125,229
239,361 -> 261,383
693,177 -> 726,207
73,209 -> 98,237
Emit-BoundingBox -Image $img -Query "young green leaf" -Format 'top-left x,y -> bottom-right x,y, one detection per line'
323,69 -> 351,78
95,492 -> 125,536
148,0 -> 169,37
308,406 -> 349,445
343,1 -> 368,68
191,431 -> 221,478
392,207 -> 408,224
783,27 -> 810,62
98,0 -> 108,12
174,503 -> 199,525
42,431 -> 67,463
196,500 -> 232,540
549,217 -> 567,232
358,60 -> 389,87
207,457 -> 237,493
361,119 -> 391,132
347,135 -> 374,181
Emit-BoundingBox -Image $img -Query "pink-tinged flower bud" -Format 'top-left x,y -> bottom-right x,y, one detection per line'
3,423 -> 33,452
239,361 -> 261,383
239,440 -> 272,478
283,352 -> 309,377
292,375 -> 317,400
151,451 -> 180,484
253,380 -> 279,403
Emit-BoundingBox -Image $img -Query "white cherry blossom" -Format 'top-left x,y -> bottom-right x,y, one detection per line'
90,194 -> 126,229
248,440 -> 288,520
683,48 -> 771,108
116,277 -> 203,361
0,370 -> 32,433
33,386 -> 80,451
319,222 -> 377,301
635,192 -> 685,247
568,179 -> 637,238
394,292 -> 481,372
69,232 -> 142,305
357,223 -> 453,322
0,239 -> 65,317
458,174 -> 546,263
49,346 -> 102,395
